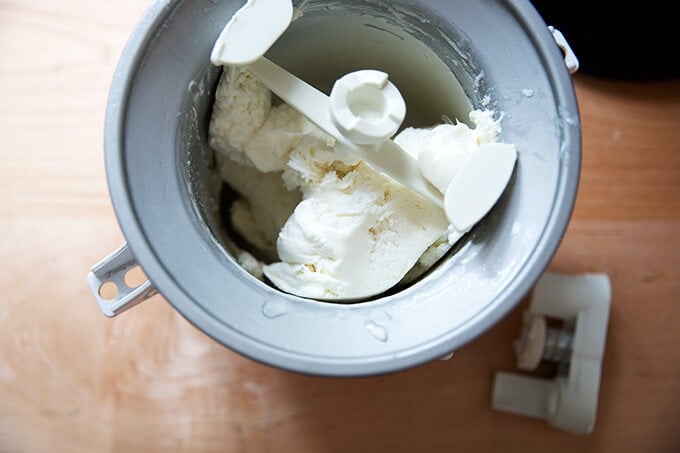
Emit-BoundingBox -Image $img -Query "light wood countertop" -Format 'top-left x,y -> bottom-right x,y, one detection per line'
1,1 -> 679,451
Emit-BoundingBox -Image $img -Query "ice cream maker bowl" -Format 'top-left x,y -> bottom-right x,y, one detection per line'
89,0 -> 580,376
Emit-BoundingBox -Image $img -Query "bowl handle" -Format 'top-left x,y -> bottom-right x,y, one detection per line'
548,26 -> 580,74
87,243 -> 157,317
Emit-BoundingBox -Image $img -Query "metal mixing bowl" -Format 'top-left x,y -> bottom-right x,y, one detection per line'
93,0 -> 580,376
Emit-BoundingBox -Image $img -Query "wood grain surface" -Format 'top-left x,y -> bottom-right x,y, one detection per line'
1,1 -> 679,451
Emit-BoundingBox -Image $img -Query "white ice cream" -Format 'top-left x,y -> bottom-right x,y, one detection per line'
268,139 -> 449,299
209,68 -> 509,300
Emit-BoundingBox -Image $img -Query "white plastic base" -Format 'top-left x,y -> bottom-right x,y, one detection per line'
492,273 -> 611,435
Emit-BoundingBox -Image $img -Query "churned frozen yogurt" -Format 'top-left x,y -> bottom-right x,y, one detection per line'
209,68 -> 512,300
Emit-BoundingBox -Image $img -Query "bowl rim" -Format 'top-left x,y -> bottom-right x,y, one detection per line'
103,0 -> 581,377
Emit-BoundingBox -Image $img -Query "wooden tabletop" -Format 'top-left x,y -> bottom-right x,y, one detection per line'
1,1 -> 679,451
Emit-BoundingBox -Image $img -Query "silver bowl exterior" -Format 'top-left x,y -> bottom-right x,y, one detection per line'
103,0 -> 580,376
